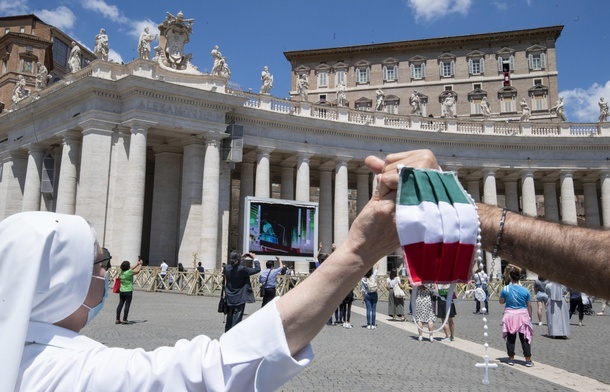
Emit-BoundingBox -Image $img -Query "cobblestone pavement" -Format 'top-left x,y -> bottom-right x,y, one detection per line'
84,291 -> 610,392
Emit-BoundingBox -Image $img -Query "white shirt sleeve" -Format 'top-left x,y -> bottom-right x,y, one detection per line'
20,299 -> 312,392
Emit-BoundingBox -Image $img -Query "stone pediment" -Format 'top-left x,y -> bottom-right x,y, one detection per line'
526,44 -> 547,53
466,50 -> 485,58
468,89 -> 488,100
314,63 -> 331,73
332,62 -> 349,71
294,65 -> 311,74
353,60 -> 371,68
355,96 -> 372,104
381,57 -> 399,65
498,86 -> 517,98
528,84 -> 548,96
437,52 -> 456,61
496,47 -> 515,56
409,55 -> 427,63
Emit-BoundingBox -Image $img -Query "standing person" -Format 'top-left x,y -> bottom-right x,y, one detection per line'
196,262 -> 205,292
499,265 -> 534,367
339,289 -> 354,328
435,283 -> 456,341
545,281 -> 570,338
386,269 -> 405,321
259,256 -> 287,307
361,262 -> 379,329
158,259 -> 168,289
116,259 -> 143,324
569,289 -> 585,327
534,276 -> 548,326
415,284 -> 436,342
472,265 -> 489,314
224,252 -> 260,332
177,262 -> 185,289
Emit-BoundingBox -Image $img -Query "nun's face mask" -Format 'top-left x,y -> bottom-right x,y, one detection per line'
81,274 -> 107,323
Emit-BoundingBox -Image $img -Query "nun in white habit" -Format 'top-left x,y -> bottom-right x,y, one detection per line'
0,212 -> 312,391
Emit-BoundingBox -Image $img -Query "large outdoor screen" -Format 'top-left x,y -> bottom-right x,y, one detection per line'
243,197 -> 318,261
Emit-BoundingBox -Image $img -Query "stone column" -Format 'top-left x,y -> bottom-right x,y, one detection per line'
467,179 -> 480,202
504,180 -> 519,212
318,167 -> 333,257
521,170 -> 537,217
0,151 -> 27,219
178,142 -> 205,265
104,129 -> 129,260
218,159 -> 232,268
334,157 -> 350,247
601,170 -> 610,228
21,144 -> 44,212
295,153 -> 312,202
200,135 -> 222,270
542,179 -> 559,221
55,131 -> 81,215
560,171 -> 577,225
120,120 -> 152,263
356,167 -> 370,214
482,170 -> 497,206
280,164 -> 294,200
583,181 -> 601,227
149,146 -> 182,265
255,147 -> 273,198
75,119 -> 115,239
482,169 -> 498,277
238,161 -> 255,253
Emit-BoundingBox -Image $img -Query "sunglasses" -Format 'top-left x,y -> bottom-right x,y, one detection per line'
94,247 -> 112,270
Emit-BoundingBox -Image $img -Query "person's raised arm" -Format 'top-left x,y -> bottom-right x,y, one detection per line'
477,202 -> 610,300
276,149 -> 438,356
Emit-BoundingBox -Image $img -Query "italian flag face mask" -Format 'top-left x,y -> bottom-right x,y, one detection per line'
395,166 -> 479,334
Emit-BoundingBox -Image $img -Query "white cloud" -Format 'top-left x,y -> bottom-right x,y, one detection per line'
492,2 -> 508,11
108,48 -> 124,64
407,0 -> 473,23
81,0 -> 128,24
0,0 -> 29,15
561,81 -> 610,123
129,19 -> 159,39
35,6 -> 77,31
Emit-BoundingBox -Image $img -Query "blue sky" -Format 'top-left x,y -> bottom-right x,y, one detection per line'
2,0 -> 609,122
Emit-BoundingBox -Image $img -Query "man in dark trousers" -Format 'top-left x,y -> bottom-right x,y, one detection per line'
259,256 -> 287,307
224,251 -> 260,332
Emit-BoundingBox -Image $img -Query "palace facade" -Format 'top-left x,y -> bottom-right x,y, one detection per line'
1,16 -> 608,280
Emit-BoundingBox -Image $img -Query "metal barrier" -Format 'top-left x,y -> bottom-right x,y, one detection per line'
108,267 -> 536,300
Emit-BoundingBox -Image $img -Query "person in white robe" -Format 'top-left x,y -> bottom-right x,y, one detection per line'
545,281 -> 570,338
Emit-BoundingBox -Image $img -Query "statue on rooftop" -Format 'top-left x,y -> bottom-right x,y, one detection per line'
36,62 -> 48,90
442,95 -> 455,118
550,97 -> 566,121
260,66 -> 273,94
12,75 -> 27,104
410,90 -> 421,115
375,88 -> 385,111
336,82 -> 347,107
94,28 -> 109,61
68,41 -> 81,73
599,97 -> 608,122
480,96 -> 491,117
210,45 -> 223,75
520,99 -> 531,122
138,27 -> 157,60
296,74 -> 309,101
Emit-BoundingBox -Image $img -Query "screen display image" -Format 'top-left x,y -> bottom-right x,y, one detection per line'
245,197 -> 317,258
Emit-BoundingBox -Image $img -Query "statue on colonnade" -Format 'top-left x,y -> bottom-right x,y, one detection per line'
260,66 -> 273,94
550,97 -> 566,121
138,27 -> 157,60
94,28 -> 109,61
599,97 -> 608,122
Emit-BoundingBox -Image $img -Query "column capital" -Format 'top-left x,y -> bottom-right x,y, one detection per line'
296,152 -> 314,163
121,118 -> 157,132
520,168 -> 535,176
59,130 -> 82,144
335,156 -> 352,167
257,146 -> 274,157
78,118 -> 117,134
559,169 -> 574,178
23,143 -> 44,154
482,168 -> 497,176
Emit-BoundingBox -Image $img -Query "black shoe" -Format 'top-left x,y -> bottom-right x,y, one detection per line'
473,311 -> 480,314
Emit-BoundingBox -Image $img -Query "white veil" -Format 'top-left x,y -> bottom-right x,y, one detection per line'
0,212 -> 95,391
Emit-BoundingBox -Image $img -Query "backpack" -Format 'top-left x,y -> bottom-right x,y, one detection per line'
367,275 -> 378,293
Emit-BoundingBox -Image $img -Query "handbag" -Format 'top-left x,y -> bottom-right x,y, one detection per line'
259,270 -> 271,297
113,277 -> 121,293
393,283 -> 406,298
218,273 -> 228,314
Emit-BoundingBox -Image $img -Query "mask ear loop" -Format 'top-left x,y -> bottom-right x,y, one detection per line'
411,283 -> 455,335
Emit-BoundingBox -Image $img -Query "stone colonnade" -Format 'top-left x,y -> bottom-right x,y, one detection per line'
2,129 -> 610,276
